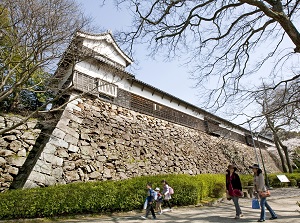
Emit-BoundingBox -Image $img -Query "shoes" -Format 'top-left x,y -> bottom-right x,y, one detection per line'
158,211 -> 162,215
234,215 -> 240,219
240,214 -> 244,218
270,216 -> 278,220
257,220 -> 265,222
141,216 -> 147,220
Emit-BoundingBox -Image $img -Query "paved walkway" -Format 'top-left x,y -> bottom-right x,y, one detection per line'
58,188 -> 300,223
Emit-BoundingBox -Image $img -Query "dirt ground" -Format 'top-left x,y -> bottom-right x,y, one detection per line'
2,188 -> 300,223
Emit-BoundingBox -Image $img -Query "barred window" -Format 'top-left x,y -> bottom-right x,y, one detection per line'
73,71 -> 98,96
73,71 -> 117,97
98,79 -> 117,97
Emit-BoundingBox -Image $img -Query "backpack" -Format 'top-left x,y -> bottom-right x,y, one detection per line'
169,187 -> 174,195
151,189 -> 158,200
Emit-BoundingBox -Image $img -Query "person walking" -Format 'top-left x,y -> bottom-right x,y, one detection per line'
249,164 -> 277,222
141,182 -> 156,220
226,164 -> 243,219
154,187 -> 163,214
161,180 -> 172,211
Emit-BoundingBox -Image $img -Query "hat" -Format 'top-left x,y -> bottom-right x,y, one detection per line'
249,164 -> 260,169
155,187 -> 160,191
227,164 -> 237,171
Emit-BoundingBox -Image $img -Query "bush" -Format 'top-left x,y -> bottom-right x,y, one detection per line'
1,172 -> 296,220
0,174 -> 224,220
211,182 -> 226,198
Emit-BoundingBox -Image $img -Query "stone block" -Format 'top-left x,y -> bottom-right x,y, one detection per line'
103,168 -> 112,178
65,170 -> 80,182
80,146 -> 93,156
35,159 -> 52,175
2,173 -> 13,182
9,140 -> 22,152
0,157 -> 6,166
21,131 -> 37,140
23,180 -> 38,189
56,122 -> 79,139
66,102 -> 82,112
68,144 -> 79,153
89,171 -> 101,179
64,134 -> 79,145
56,148 -> 69,158
97,156 -> 106,162
17,148 -> 27,157
27,171 -> 56,186
41,153 -> 63,167
8,156 -> 26,167
0,138 -> 9,147
57,116 -> 70,126
8,166 -> 19,175
63,161 -> 76,171
48,137 -> 68,149
27,120 -> 37,129
52,167 -> 63,179
0,149 -> 14,157
52,128 -> 66,139
43,143 -> 57,154
62,110 -> 83,124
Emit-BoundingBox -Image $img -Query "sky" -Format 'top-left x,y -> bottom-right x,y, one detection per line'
77,2 -> 202,101
75,0 -> 299,129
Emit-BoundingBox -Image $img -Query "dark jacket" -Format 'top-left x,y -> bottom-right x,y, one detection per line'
226,172 -> 242,191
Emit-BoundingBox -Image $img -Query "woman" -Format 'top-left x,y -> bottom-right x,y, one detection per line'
250,164 -> 277,222
226,164 -> 243,219
161,180 -> 172,211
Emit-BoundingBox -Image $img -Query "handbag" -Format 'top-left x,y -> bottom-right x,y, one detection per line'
252,198 -> 260,209
228,180 -> 243,197
232,189 -> 243,197
259,190 -> 271,198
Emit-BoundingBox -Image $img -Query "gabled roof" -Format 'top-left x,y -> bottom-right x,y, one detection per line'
76,31 -> 133,68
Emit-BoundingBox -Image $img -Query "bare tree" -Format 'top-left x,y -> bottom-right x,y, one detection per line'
110,0 -> 300,114
256,79 -> 300,173
0,0 -> 91,134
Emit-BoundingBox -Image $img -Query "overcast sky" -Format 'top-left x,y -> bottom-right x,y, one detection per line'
75,0 -> 299,130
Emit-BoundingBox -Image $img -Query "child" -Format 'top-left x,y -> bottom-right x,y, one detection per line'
155,187 -> 163,214
141,182 -> 156,220
161,179 -> 172,211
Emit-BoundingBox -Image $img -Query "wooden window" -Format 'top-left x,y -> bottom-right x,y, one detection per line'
73,71 -> 98,96
98,79 -> 117,97
73,71 -> 117,98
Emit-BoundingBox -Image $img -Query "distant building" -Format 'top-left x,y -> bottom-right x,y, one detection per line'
55,31 -> 274,148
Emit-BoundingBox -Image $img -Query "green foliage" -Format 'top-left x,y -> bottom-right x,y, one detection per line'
0,4 -> 53,111
211,182 -> 226,198
289,179 -> 297,187
1,172 -> 297,220
0,174 -> 225,220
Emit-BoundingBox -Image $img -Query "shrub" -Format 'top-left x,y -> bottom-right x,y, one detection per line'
1,172 -> 296,220
289,179 -> 297,187
211,182 -> 226,198
0,174 -> 224,220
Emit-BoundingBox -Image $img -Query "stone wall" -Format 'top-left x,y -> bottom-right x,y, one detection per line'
0,115 -> 40,192
23,94 -> 281,188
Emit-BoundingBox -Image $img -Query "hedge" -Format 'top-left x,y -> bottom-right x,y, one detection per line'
0,174 -> 225,220
0,172 -> 298,220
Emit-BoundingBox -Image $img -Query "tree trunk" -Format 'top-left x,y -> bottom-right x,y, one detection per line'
278,140 -> 293,173
265,116 -> 287,172
274,135 -> 288,172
